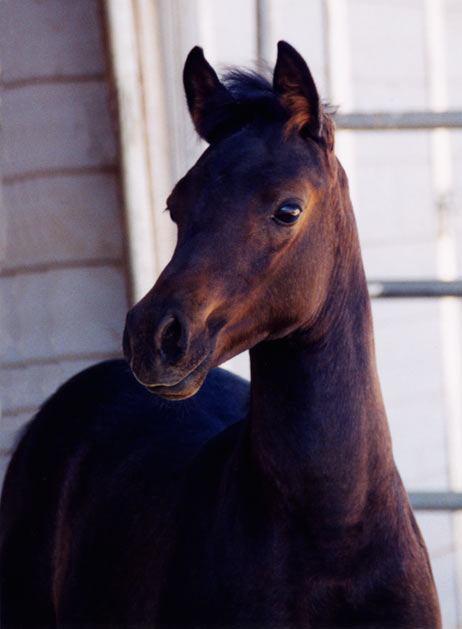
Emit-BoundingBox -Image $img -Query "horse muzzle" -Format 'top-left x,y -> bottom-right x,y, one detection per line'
123,303 -> 215,400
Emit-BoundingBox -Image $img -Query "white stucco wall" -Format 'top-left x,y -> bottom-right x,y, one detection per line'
0,0 -> 128,485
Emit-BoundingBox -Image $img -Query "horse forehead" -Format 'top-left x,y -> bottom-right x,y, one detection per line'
211,131 -> 309,175
197,134 -> 316,196
171,130 -> 327,218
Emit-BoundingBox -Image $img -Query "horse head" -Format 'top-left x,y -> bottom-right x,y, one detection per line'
123,42 -> 343,399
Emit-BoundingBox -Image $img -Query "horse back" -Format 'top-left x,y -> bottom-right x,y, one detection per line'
0,359 -> 249,626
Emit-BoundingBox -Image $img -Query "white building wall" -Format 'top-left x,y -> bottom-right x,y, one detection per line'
0,0 -> 128,485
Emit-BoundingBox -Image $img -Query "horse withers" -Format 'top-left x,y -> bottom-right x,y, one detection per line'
0,42 -> 441,627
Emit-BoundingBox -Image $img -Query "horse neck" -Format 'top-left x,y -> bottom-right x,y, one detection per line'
247,189 -> 397,531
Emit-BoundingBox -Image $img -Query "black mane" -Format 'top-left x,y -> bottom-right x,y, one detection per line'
202,68 -> 334,143
200,68 -> 286,142
223,69 -> 279,113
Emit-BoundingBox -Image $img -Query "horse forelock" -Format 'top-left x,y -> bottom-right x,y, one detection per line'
204,68 -> 335,149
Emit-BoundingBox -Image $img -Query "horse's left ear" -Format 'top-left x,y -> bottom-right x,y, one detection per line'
183,46 -> 235,143
274,41 -> 329,146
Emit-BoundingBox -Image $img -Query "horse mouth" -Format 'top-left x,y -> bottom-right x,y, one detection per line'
143,356 -> 209,400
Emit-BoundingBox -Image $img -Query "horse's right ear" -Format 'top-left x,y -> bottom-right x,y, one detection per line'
183,47 -> 234,143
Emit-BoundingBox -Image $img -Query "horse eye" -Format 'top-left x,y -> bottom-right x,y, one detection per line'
273,203 -> 302,226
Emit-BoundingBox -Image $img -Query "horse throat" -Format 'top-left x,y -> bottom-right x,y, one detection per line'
247,229 -> 396,529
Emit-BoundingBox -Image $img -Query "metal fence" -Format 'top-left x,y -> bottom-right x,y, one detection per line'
368,280 -> 462,299
368,279 -> 462,511
370,275 -> 462,511
334,108 -> 462,512
335,111 -> 462,131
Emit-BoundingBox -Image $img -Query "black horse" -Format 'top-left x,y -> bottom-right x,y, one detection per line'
0,42 -> 441,627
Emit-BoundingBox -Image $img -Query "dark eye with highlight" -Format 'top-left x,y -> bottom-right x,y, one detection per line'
273,203 -> 302,226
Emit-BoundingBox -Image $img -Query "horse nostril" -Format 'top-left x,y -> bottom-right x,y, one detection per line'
156,314 -> 187,365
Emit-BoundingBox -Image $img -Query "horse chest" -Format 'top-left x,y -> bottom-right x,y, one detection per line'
156,478 -> 358,628
155,478 -> 413,629
158,520 -> 306,626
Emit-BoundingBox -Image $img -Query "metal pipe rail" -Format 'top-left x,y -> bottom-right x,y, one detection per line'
368,280 -> 462,298
315,14 -> 462,517
409,492 -> 462,511
335,111 -> 462,130
369,280 -> 462,512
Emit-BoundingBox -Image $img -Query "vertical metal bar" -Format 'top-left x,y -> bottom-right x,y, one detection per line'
424,0 -> 462,621
322,0 -> 358,212
105,0 -> 158,303
256,0 -> 273,63
135,0 -> 177,275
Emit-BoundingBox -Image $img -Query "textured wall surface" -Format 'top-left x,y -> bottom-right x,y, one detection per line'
0,0 -> 128,486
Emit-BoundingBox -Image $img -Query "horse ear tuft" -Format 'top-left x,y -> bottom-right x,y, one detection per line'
273,41 -> 325,144
183,47 -> 234,143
